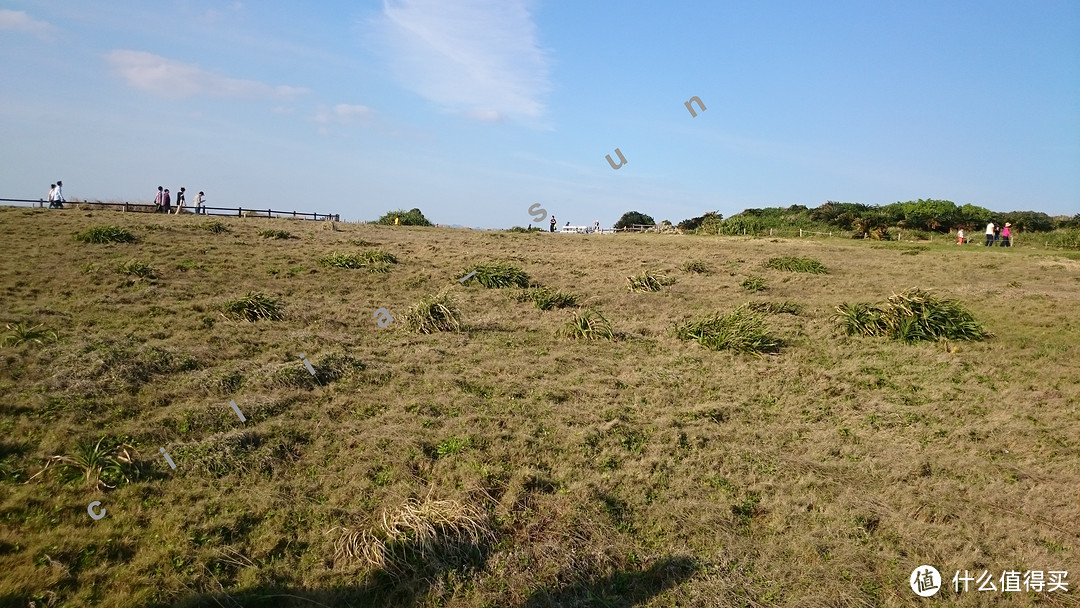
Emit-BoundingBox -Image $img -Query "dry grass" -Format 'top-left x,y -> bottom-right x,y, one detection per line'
0,207 -> 1078,607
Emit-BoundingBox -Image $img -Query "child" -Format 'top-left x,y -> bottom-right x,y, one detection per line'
956,228 -> 964,245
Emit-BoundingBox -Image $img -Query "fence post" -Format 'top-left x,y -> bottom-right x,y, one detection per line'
292,211 -> 296,217
267,209 -> 271,218
238,207 -> 243,217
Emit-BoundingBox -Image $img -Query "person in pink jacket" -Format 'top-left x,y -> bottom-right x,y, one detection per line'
1001,222 -> 1012,247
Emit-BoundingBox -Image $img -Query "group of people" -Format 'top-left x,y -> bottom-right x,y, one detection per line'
154,186 -> 206,214
546,215 -> 603,233
956,222 -> 1011,246
46,181 -> 64,208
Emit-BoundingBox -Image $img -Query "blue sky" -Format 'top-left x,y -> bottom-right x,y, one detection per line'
1,1 -> 1077,227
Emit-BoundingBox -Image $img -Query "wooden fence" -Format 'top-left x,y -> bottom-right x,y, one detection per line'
0,198 -> 339,221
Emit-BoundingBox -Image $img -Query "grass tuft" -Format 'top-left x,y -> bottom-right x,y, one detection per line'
319,249 -> 397,270
2,322 -> 59,347
332,493 -> 494,579
222,292 -> 284,322
258,229 -> 294,239
467,263 -> 530,288
512,286 -> 579,310
558,308 -> 615,340
402,291 -> 462,334
31,436 -> 140,490
741,276 -> 767,291
115,259 -> 158,279
674,308 -> 782,355
764,256 -> 829,274
626,271 -> 675,292
834,289 -> 992,342
682,260 -> 711,274
74,225 -> 137,244
199,220 -> 230,233
741,300 -> 802,315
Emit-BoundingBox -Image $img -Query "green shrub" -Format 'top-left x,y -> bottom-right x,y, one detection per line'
377,208 -> 433,226
468,263 -> 530,288
834,289 -> 991,342
627,271 -> 675,292
674,308 -> 781,355
682,260 -> 711,274
222,292 -> 284,322
258,229 -> 294,239
74,225 -> 137,244
558,308 -> 615,341
1044,228 -> 1080,250
507,226 -> 542,233
403,292 -> 462,334
359,249 -> 398,264
764,256 -> 828,274
741,276 -> 767,291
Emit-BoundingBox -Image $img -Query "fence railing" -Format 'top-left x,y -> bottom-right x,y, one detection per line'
0,198 -> 339,221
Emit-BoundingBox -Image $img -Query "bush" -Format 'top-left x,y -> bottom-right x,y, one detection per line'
223,292 -> 284,322
834,289 -> 991,342
1044,228 -> 1080,250
741,276 -> 767,291
377,208 -> 433,226
468,263 -> 530,289
614,211 -> 656,230
558,308 -> 615,341
318,250 -> 396,270
627,271 -> 675,292
403,292 -> 462,334
258,229 -> 294,239
34,436 -> 140,490
673,308 -> 781,355
507,226 -> 542,233
764,256 -> 828,274
74,225 -> 137,244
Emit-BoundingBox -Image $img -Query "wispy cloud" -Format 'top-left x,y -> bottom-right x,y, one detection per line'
0,9 -> 55,39
374,0 -> 551,124
315,103 -> 375,125
106,50 -> 309,99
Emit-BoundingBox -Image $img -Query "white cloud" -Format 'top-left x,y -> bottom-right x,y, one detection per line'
374,0 -> 551,123
0,9 -> 55,38
315,103 -> 375,125
106,50 -> 309,99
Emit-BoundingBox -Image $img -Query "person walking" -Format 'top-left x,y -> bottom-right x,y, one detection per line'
194,191 -> 205,215
174,187 -> 186,214
956,228 -> 964,245
154,186 -> 164,212
984,221 -> 995,247
47,183 -> 57,208
162,189 -> 171,214
594,219 -> 601,234
994,224 -> 1001,245
549,215 -> 556,233
54,181 -> 64,208
1001,223 -> 1012,247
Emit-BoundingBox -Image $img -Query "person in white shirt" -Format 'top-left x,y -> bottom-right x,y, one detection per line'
984,222 -> 995,247
54,181 -> 64,207
47,184 -> 56,208
956,228 -> 964,245
194,191 -> 205,215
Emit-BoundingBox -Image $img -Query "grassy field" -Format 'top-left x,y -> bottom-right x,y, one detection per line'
0,206 -> 1077,607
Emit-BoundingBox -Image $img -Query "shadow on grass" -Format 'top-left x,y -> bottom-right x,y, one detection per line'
524,556 -> 699,608
158,555 -> 697,608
